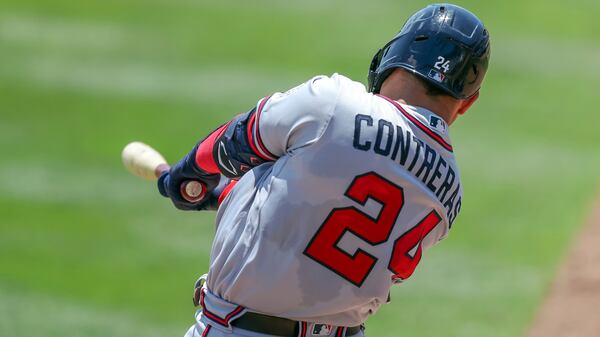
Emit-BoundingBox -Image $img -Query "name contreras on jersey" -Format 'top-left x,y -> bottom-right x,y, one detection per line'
352,114 -> 461,225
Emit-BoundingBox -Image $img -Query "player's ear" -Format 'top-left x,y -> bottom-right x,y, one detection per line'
457,91 -> 479,116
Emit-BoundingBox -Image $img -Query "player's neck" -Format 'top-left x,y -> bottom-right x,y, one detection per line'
384,91 -> 458,125
379,70 -> 461,125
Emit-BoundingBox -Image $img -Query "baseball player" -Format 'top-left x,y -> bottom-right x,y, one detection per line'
158,4 -> 490,337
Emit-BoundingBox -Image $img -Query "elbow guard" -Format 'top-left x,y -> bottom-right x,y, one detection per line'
211,109 -> 272,179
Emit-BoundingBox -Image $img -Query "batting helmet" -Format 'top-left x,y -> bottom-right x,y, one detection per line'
367,4 -> 490,99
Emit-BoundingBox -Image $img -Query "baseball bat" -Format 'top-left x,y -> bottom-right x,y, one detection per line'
121,141 -> 206,202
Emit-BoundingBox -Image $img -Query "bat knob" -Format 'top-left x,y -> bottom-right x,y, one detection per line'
180,181 -> 206,203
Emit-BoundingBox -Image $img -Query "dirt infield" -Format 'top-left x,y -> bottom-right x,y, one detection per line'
526,200 -> 600,337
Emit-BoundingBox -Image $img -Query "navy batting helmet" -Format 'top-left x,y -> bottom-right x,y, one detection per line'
367,4 -> 490,99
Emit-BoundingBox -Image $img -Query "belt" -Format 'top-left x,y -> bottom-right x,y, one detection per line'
231,311 -> 362,337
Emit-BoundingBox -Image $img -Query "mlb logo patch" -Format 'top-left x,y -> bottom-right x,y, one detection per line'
429,115 -> 447,133
427,69 -> 445,83
312,324 -> 333,336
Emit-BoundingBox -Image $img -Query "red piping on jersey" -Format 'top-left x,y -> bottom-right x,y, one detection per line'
199,289 -> 245,328
196,122 -> 233,174
298,321 -> 307,337
218,180 -> 238,206
376,94 -> 454,152
335,327 -> 344,337
246,113 -> 265,160
201,324 -> 212,337
252,96 -> 278,161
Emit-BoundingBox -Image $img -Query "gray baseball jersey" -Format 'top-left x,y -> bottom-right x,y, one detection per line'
205,73 -> 463,327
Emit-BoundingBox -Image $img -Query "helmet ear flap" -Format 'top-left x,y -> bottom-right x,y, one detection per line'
367,48 -> 383,93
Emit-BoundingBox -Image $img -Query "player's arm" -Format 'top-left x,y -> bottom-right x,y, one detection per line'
158,75 -> 341,210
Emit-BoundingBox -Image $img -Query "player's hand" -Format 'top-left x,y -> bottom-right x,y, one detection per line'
157,150 -> 221,210
158,172 -> 221,210
159,173 -> 231,211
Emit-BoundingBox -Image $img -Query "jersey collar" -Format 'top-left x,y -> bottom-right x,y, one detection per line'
376,94 -> 453,152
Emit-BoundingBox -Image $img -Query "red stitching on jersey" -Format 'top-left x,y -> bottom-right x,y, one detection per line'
199,289 -> 245,328
376,95 -> 453,152
201,324 -> 212,337
253,96 -> 278,160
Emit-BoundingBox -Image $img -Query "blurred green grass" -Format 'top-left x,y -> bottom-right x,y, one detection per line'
0,1 -> 598,337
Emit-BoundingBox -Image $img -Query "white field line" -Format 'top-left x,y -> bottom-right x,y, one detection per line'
0,13 -> 301,101
11,57 -> 299,102
1,12 -> 598,103
145,0 -> 335,11
0,163 -> 153,205
0,288 -> 177,337
2,12 -> 600,78
0,12 -> 133,50
0,161 -> 214,256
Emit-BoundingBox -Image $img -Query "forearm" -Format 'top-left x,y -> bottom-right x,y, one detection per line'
158,108 -> 273,210
195,108 -> 274,179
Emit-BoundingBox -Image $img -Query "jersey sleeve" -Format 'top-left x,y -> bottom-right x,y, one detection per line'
158,75 -> 341,210
252,74 -> 341,158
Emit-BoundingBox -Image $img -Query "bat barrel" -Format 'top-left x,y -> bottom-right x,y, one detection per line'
122,141 -> 206,203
